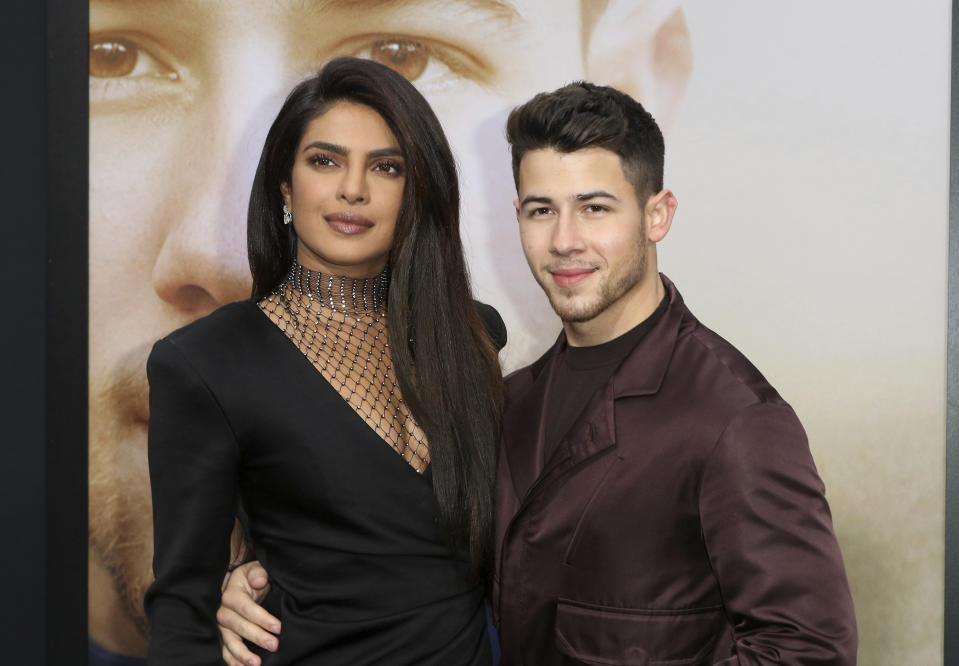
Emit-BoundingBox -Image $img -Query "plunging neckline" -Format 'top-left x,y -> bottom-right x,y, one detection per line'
247,299 -> 432,478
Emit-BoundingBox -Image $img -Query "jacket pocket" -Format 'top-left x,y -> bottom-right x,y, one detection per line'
553,598 -> 725,666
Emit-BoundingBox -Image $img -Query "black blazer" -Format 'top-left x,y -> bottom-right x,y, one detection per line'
145,299 -> 504,665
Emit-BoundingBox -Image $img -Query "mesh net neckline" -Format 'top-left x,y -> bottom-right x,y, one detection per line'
259,263 -> 429,473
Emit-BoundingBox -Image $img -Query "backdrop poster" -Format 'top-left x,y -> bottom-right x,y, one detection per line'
88,1 -> 949,663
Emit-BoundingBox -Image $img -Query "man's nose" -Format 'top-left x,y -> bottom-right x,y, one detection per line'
550,211 -> 586,255
150,100 -> 271,315
151,185 -> 252,315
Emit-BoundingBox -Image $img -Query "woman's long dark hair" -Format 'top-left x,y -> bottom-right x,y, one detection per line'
248,57 -> 503,582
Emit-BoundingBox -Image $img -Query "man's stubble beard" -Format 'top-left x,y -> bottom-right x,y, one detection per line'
88,371 -> 155,640
542,232 -> 648,325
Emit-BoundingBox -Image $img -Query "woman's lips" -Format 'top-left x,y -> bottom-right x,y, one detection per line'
550,267 -> 595,288
324,212 -> 374,235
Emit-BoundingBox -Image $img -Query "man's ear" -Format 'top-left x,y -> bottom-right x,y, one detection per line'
646,189 -> 677,243
583,0 -> 692,134
513,198 -> 521,220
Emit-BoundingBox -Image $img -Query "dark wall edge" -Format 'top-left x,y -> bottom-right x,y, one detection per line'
0,1 -> 48,662
947,0 -> 958,662
46,0 -> 89,662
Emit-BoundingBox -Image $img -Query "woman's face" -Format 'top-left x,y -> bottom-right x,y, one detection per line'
282,101 -> 406,278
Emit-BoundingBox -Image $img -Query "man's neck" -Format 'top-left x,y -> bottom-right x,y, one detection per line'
564,272 -> 665,347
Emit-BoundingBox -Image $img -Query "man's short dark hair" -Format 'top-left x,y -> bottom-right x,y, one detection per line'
506,82 -> 665,203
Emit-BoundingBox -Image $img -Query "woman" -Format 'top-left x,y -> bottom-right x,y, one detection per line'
145,57 -> 505,665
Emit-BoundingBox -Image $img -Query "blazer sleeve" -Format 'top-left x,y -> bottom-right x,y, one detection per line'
699,402 -> 857,665
144,338 -> 239,665
474,300 -> 508,351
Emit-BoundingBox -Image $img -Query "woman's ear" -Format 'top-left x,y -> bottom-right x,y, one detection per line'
645,189 -> 678,243
280,182 -> 292,208
583,0 -> 693,134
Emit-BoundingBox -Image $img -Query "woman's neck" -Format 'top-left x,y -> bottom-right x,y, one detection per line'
283,263 -> 389,315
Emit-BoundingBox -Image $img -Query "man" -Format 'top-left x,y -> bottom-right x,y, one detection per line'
88,0 -> 692,662
218,82 -> 857,664
493,82 -> 857,663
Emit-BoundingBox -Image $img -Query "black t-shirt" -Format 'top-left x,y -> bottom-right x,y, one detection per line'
544,295 -> 668,462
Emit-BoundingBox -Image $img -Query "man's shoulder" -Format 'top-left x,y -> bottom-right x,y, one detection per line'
676,315 -> 786,409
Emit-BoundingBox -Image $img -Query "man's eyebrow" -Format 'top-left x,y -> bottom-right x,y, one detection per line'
575,190 -> 620,202
308,0 -> 519,22
105,0 -> 520,24
520,191 -> 621,207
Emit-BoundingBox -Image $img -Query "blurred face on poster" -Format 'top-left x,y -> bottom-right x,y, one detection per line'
89,0 -> 691,655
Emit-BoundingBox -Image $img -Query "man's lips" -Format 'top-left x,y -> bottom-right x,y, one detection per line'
325,212 -> 374,235
549,267 -> 596,288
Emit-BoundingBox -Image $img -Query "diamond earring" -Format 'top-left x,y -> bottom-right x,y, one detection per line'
282,204 -> 292,225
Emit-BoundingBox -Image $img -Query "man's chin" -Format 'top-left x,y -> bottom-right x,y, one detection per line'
547,292 -> 603,324
88,402 -> 155,642
88,544 -> 151,655
88,475 -> 155,641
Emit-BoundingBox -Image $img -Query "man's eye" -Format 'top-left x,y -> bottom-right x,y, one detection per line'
368,39 -> 429,82
89,36 -> 177,81
344,35 -> 485,92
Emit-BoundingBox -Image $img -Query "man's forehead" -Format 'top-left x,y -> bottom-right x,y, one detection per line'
517,147 -> 633,194
519,146 -> 624,174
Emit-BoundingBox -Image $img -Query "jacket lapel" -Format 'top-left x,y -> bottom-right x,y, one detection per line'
610,274 -> 687,400
503,274 -> 690,505
501,337 -> 561,500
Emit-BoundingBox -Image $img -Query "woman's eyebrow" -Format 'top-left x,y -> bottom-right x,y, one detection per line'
368,147 -> 404,159
302,142 -> 403,159
302,141 -> 347,155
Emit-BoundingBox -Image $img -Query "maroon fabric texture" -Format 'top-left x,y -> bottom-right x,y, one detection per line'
493,276 -> 857,665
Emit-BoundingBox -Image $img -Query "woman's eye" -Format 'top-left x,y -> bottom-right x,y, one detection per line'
372,160 -> 403,175
90,36 -> 177,81
309,154 -> 337,167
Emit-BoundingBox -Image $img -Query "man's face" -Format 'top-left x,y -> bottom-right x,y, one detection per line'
515,147 -> 654,329
89,0 -> 689,652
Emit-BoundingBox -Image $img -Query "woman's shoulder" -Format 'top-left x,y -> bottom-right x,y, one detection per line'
162,299 -> 264,354
473,300 -> 507,351
149,300 -> 276,387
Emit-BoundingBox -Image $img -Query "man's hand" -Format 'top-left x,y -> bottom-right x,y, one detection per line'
217,561 -> 280,666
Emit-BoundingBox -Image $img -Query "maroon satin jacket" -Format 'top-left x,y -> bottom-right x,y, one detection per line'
493,276 -> 857,665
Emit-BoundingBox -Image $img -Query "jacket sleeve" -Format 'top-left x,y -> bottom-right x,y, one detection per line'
699,402 -> 857,665
473,300 -> 508,352
144,338 -> 239,665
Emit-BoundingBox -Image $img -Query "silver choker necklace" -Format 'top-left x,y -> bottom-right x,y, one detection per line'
284,263 -> 389,317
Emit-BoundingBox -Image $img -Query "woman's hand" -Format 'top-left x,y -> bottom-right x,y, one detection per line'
217,561 -> 280,666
